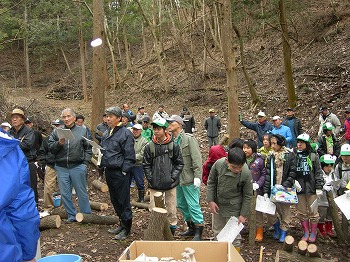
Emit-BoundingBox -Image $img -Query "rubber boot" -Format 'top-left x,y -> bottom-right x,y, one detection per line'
308,223 -> 318,243
192,225 -> 203,241
317,222 -> 326,237
279,230 -> 287,243
325,221 -> 336,237
255,227 -> 263,242
300,220 -> 309,241
180,221 -> 195,237
137,190 -> 145,203
115,219 -> 132,240
108,222 -> 123,234
273,220 -> 280,240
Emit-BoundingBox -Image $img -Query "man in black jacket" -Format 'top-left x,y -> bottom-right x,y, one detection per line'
101,106 -> 136,240
282,108 -> 302,148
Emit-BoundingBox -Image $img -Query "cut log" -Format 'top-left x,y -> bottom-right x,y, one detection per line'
90,201 -> 109,211
92,179 -> 109,192
283,235 -> 294,252
249,191 -> 257,246
75,213 -> 118,225
131,200 -> 149,209
144,207 -> 173,241
275,250 -> 332,262
40,215 -> 61,230
326,190 -> 345,241
154,191 -> 165,208
50,207 -> 68,219
307,244 -> 320,258
297,240 -> 308,256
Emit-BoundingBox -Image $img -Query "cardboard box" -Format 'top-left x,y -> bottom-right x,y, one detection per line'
118,241 -> 245,262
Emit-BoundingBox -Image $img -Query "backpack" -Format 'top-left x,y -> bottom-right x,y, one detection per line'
149,140 -> 174,160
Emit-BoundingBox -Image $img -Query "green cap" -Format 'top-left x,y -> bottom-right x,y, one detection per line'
322,122 -> 334,131
340,144 -> 350,156
297,133 -> 310,143
151,118 -> 168,128
320,154 -> 336,164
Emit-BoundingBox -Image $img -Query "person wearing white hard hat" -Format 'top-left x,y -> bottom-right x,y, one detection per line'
271,116 -> 293,148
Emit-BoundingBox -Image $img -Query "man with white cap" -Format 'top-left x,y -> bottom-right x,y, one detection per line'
167,115 -> 204,240
130,123 -> 148,202
271,116 -> 293,148
240,111 -> 273,148
0,122 -> 11,132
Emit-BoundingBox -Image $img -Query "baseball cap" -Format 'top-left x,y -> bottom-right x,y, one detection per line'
132,124 -> 142,130
297,133 -> 310,143
209,108 -> 215,113
286,107 -> 294,111
151,118 -> 168,128
322,122 -> 334,131
167,115 -> 184,125
142,116 -> 150,123
345,108 -> 350,114
138,106 -> 144,111
340,144 -> 350,156
319,105 -> 328,112
272,116 -> 281,121
320,154 -> 336,164
11,108 -> 25,117
52,119 -> 64,125
257,111 -> 266,117
24,118 -> 32,124
0,122 -> 11,128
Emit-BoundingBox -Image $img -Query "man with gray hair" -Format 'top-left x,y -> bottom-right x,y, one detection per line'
48,108 -> 92,222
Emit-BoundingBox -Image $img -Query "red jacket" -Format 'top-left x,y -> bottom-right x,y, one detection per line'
202,145 -> 227,185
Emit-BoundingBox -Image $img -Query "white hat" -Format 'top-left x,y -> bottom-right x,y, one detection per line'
0,122 -> 11,128
272,116 -> 281,121
340,144 -> 350,156
257,111 -> 266,117
297,133 -> 310,143
320,154 -> 336,164
132,124 -> 142,130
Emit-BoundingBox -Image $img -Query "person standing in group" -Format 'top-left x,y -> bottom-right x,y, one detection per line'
95,113 -> 108,144
75,114 -> 93,140
141,116 -> 153,142
282,108 -> 302,148
143,118 -> 184,235
130,124 -> 148,202
258,134 -> 272,164
344,108 -> 350,144
206,147 -> 252,252
318,106 -> 341,138
271,116 -> 293,148
167,115 -> 204,240
202,145 -> 227,186
0,122 -> 11,132
48,108 -> 92,223
263,134 -> 296,243
317,122 -> 340,158
9,108 -> 39,203
24,118 -> 43,154
204,108 -> 221,147
152,105 -> 170,121
180,107 -> 195,134
100,107 -> 136,240
136,106 -> 149,124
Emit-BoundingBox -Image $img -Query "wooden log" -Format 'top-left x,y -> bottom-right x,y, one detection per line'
326,190 -> 345,241
297,240 -> 308,256
249,191 -> 257,245
40,215 -> 61,230
307,244 -> 321,258
283,235 -> 294,252
131,200 -> 149,209
75,213 -> 118,225
154,191 -> 165,208
144,207 -> 174,241
51,207 -> 68,219
91,179 -> 109,192
275,250 -> 332,262
219,134 -> 229,146
90,201 -> 109,211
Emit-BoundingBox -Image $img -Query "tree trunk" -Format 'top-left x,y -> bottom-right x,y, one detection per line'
283,235 -> 294,252
202,0 -> 207,78
75,213 -> 118,225
326,190 -> 346,241
279,0 -> 297,108
40,215 -> 61,230
123,25 -> 132,72
249,191 -> 257,245
91,179 -> 109,193
89,201 -> 109,211
154,191 -> 165,208
51,207 -> 68,219
219,0 -> 240,140
142,23 -> 148,59
307,244 -> 321,258
131,200 -> 149,210
275,250 -> 331,262
144,207 -> 174,241
78,3 -> 88,102
297,240 -> 308,255
24,3 -> 31,89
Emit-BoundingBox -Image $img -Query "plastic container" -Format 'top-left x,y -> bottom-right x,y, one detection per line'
53,195 -> 61,207
37,254 -> 82,262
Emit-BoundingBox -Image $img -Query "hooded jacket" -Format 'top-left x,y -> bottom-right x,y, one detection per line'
247,153 -> 266,196
0,130 -> 40,262
202,145 -> 227,185
240,120 -> 273,148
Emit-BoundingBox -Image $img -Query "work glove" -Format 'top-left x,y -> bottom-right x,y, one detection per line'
264,193 -> 269,201
191,127 -> 195,133
252,182 -> 259,191
316,189 -> 323,198
92,147 -> 100,156
274,184 -> 284,190
294,180 -> 302,193
323,184 -> 333,192
194,178 -> 201,188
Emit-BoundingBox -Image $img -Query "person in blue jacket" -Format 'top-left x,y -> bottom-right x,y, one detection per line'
0,128 -> 40,262
271,116 -> 293,148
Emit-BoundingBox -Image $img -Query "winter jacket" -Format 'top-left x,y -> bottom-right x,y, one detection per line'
152,111 -> 169,121
100,125 -> 135,172
240,120 -> 273,148
318,112 -> 341,137
335,161 -> 350,190
0,130 -> 40,262
206,158 -> 253,218
204,116 -> 221,138
247,153 -> 266,196
180,112 -> 195,134
318,170 -> 339,207
317,134 -> 340,157
174,130 -> 202,186
295,151 -> 324,195
134,135 -> 148,166
141,127 -> 153,142
344,118 -> 350,141
282,116 -> 302,147
48,124 -> 92,168
9,125 -> 37,162
37,136 -> 56,168
136,112 -> 149,124
143,133 -> 184,190
271,125 -> 293,148
202,145 -> 227,185
95,122 -> 108,143
263,150 -> 297,196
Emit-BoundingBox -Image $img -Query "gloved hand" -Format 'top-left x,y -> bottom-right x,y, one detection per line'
294,180 -> 302,193
264,193 -> 269,201
274,184 -> 284,190
316,189 -> 323,198
92,147 -> 100,156
194,178 -> 201,188
252,182 -> 259,191
323,184 -> 333,192
191,127 -> 195,133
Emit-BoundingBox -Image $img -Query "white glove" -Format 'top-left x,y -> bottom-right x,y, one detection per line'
194,178 -> 201,188
252,183 -> 259,191
316,189 -> 323,198
275,184 -> 284,190
294,180 -> 302,193
264,193 -> 269,201
191,127 -> 195,133
323,184 -> 332,192
92,147 -> 100,156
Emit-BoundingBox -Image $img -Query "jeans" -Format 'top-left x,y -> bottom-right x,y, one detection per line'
129,165 -> 145,190
55,164 -> 91,221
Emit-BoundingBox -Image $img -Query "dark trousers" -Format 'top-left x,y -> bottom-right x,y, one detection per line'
29,162 -> 38,203
129,165 -> 145,191
105,169 -> 132,221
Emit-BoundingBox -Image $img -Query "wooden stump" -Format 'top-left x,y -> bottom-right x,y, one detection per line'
75,213 -> 118,225
283,235 -> 295,252
297,240 -> 308,255
51,207 -> 68,219
92,179 -> 109,192
154,191 -> 165,208
275,250 -> 331,262
90,201 -> 109,211
131,200 -> 149,209
326,190 -> 346,241
144,207 -> 173,241
307,244 -> 320,258
249,191 -> 257,246
40,215 -> 61,230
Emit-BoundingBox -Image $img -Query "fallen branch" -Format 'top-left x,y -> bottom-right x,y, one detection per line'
75,213 -> 118,225
90,201 -> 109,211
91,179 -> 109,193
40,215 -> 61,230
